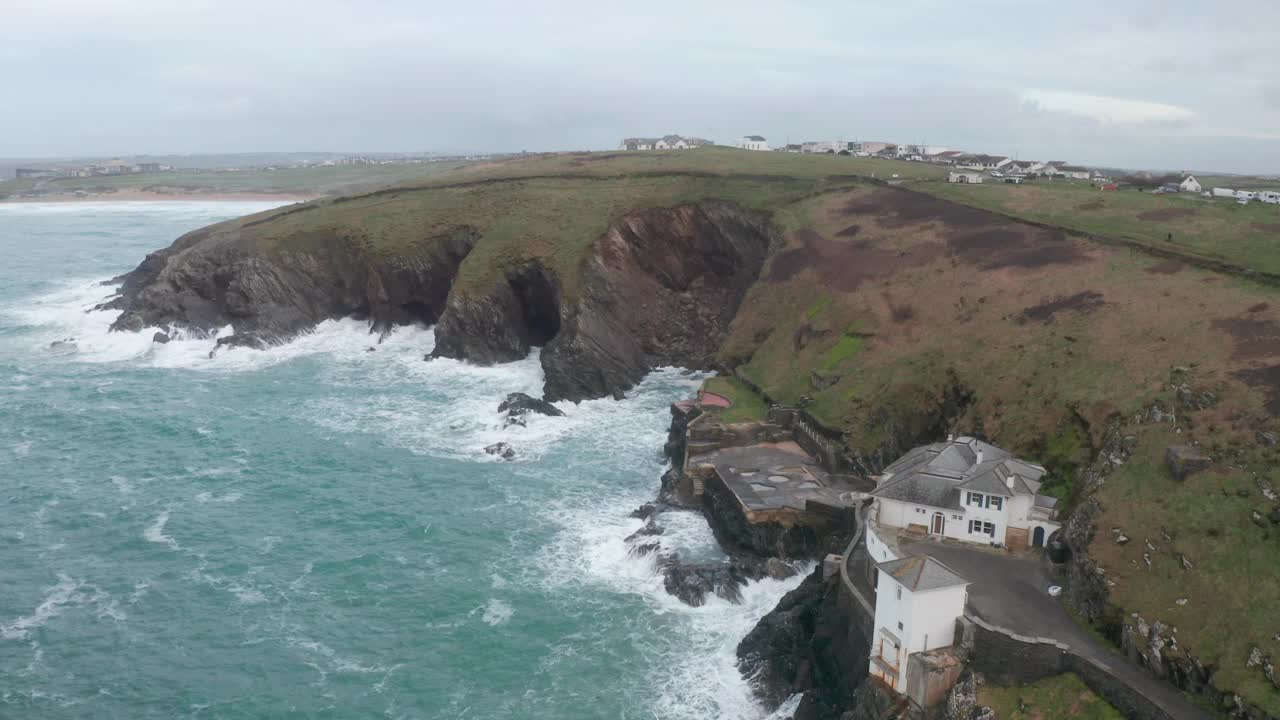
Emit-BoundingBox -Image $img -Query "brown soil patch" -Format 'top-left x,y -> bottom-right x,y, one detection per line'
1252,223 -> 1280,235
765,228 -> 936,291
841,188 -> 991,229
948,226 -> 1085,270
1137,207 -> 1197,222
1144,259 -> 1186,274
1250,303 -> 1270,313
1076,200 -> 1105,211
1234,364 -> 1280,414
835,224 -> 861,237
1212,316 -> 1280,359
1018,291 -> 1106,324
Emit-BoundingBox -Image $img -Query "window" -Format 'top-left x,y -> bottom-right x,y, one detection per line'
970,520 -> 996,536
896,586 -> 902,600
987,496 -> 1003,511
952,514 -> 962,520
897,621 -> 904,631
967,491 -> 983,507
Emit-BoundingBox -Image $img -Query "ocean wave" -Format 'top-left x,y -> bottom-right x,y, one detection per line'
0,574 -> 126,642
143,510 -> 179,550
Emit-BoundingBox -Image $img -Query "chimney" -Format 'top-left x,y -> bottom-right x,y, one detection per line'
1006,474 -> 1015,490
947,433 -> 954,442
975,447 -> 983,464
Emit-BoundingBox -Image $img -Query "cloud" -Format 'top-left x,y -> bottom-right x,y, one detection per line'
1020,89 -> 1195,125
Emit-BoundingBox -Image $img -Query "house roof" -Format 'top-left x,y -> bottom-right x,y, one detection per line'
877,555 -> 969,592
743,135 -> 766,141
871,436 -> 1046,510
1058,165 -> 1090,172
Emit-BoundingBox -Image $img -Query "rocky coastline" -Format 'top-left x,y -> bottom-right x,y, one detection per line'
99,192 -> 1279,720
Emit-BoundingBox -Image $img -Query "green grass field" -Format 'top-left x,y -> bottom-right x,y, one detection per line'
920,178 -> 1280,274
701,376 -> 769,423
978,673 -> 1124,720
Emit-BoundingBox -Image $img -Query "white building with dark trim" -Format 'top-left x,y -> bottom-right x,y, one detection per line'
869,555 -> 969,694
869,436 -> 1060,550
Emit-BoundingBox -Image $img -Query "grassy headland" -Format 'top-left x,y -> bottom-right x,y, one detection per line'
105,147 -> 1280,712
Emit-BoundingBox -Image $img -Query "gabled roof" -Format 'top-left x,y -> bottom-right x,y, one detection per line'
877,555 -> 969,592
1058,165 -> 1090,172
872,436 -> 1046,509
743,135 -> 766,141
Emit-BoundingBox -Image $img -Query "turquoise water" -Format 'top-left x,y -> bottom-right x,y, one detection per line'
0,202 -> 803,719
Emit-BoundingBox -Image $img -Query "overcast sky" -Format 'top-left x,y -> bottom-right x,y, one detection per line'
3,0 -> 1279,173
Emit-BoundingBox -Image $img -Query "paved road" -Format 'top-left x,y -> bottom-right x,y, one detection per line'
900,538 -> 1212,720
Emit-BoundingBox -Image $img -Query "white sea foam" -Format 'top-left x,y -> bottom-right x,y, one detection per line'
143,510 -> 179,550
194,491 -> 242,503
478,598 -> 514,626
12,441 -> 33,457
0,575 -> 80,640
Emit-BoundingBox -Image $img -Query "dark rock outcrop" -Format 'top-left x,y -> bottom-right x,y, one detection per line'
432,202 -> 775,402
1165,445 -> 1210,481
497,391 -> 565,427
105,215 -> 478,343
484,442 -> 515,460
701,468 -> 825,560
736,566 -> 872,718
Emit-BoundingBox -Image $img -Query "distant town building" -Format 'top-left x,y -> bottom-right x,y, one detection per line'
736,135 -> 769,151
952,154 -> 1010,171
1056,165 -> 1092,180
947,170 -> 984,184
858,141 -> 895,156
1179,175 -> 1202,193
15,168 -> 62,179
620,134 -> 709,151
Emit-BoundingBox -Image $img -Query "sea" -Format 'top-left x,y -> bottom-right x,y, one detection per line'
0,201 -> 806,719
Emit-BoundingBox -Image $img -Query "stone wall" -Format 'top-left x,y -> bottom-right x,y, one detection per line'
964,615 -> 1192,720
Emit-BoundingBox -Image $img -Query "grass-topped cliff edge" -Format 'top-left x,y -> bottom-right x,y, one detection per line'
106,147 -> 1280,715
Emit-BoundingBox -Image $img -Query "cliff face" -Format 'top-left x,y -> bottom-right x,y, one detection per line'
105,219 -> 478,347
736,564 -> 873,719
106,200 -> 773,401
432,202 -> 775,401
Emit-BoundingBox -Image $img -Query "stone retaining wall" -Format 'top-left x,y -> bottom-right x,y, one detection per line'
965,615 -> 1180,720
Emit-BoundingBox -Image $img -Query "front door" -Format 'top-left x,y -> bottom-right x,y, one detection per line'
931,511 -> 945,535
1033,526 -> 1046,547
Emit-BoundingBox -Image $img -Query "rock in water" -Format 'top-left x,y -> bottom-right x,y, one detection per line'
152,331 -> 171,344
498,392 -> 564,428
484,442 -> 516,461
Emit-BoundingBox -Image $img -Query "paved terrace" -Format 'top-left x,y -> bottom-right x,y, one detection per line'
688,442 -> 860,515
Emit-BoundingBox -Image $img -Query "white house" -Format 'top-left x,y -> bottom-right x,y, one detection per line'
869,436 -> 1061,550
948,170 -> 984,184
621,135 -> 709,151
1057,165 -> 1092,180
869,555 -> 969,693
737,135 -> 769,151
1179,175 -> 1202,193
952,154 -> 1010,171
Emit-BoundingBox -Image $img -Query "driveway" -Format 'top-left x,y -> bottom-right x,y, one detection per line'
899,537 -> 1212,720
